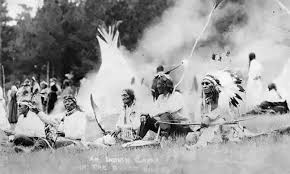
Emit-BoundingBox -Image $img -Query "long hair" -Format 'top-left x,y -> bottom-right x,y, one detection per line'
201,86 -> 220,113
122,88 -> 136,103
151,75 -> 174,101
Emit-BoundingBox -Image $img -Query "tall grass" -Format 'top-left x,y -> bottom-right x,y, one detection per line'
1,113 -> 290,174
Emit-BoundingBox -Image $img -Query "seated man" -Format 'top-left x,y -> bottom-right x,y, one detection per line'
16,95 -> 88,152
186,71 -> 248,149
115,89 -> 141,141
10,100 -> 45,148
246,83 -> 289,115
92,89 -> 141,146
139,73 -> 191,139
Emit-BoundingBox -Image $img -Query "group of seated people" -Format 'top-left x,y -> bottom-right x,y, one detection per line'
6,95 -> 87,152
2,63 -> 289,152
4,66 -> 194,152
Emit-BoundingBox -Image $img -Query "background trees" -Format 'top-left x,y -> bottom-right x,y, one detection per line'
1,0 -> 170,89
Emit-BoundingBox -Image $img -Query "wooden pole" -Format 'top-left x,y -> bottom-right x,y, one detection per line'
2,65 -> 5,100
46,61 -> 50,85
46,61 -> 50,114
0,14 -> 3,102
0,17 -> 2,92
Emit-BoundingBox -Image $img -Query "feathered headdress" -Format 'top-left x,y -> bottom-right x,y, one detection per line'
203,70 -> 245,108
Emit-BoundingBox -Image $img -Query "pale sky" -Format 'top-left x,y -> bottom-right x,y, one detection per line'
6,0 -> 42,19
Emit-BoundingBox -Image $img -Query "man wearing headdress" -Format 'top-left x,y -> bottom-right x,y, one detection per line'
32,95 -> 87,151
9,100 -> 45,148
14,95 -> 88,152
139,72 -> 191,138
186,71 -> 248,149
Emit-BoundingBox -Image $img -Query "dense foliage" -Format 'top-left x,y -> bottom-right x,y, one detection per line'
0,0 -> 170,88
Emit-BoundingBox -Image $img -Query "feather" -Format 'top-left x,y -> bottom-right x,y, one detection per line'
230,97 -> 238,107
237,85 -> 245,92
212,70 -> 245,109
235,93 -> 243,101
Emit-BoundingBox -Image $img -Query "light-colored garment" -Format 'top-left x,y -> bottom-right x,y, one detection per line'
59,111 -> 87,140
248,59 -> 263,80
16,86 -> 32,102
150,92 -> 188,122
61,87 -> 74,98
246,59 -> 264,108
32,93 -> 43,111
116,104 -> 140,131
15,111 -> 45,137
92,134 -> 116,147
0,99 -> 10,131
40,88 -> 49,98
0,86 -> 10,131
32,82 -> 41,94
195,106 -> 228,147
274,59 -> 290,104
40,110 -> 88,140
192,123 -> 245,148
93,104 -> 141,146
187,105 -> 246,148
115,103 -> 140,141
264,89 -> 284,102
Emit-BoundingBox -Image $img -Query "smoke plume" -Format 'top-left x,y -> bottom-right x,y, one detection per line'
131,0 -> 290,87
77,0 -> 290,122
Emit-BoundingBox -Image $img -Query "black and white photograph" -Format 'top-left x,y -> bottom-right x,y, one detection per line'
1,0 -> 290,173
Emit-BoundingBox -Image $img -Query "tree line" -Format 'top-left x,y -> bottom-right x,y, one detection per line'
0,0 -> 171,89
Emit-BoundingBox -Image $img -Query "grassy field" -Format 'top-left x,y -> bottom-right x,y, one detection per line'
1,114 -> 290,174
